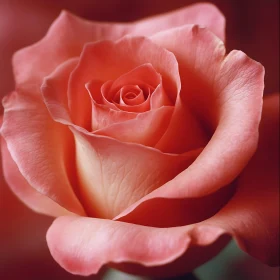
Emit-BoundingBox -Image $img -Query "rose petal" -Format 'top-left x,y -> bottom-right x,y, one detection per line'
68,37 -> 180,127
71,127 -> 200,218
151,25 -> 226,120
150,83 -> 173,109
155,96 -> 209,153
13,3 -> 225,87
96,63 -> 166,112
42,58 -> 79,124
87,81 -> 171,132
101,63 -> 162,94
46,95 -> 279,276
93,106 -> 174,146
148,25 -> 230,154
90,101 -> 138,131
119,86 -> 145,106
12,11 -> 129,87
1,90 -> 85,215
1,136 -> 70,217
47,216 -> 230,277
114,182 -> 235,227
100,82 -> 151,113
134,3 -> 225,41
151,25 -> 227,153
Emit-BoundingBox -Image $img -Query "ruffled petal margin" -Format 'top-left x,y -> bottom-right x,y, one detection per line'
13,3 -> 225,87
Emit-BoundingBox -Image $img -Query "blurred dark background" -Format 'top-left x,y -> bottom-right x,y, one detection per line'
0,1 -> 279,279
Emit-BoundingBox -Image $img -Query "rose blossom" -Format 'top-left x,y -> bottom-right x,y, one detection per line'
1,3 -> 278,278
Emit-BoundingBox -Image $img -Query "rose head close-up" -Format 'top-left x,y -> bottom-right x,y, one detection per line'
1,2 -> 278,278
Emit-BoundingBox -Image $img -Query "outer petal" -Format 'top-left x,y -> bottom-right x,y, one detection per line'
1,136 -> 70,217
13,3 -> 224,86
1,90 -> 85,215
46,94 -> 279,277
152,25 -> 226,153
134,3 -> 225,41
47,216 -> 230,277
115,25 -> 264,223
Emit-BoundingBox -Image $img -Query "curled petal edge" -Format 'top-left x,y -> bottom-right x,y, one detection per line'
46,216 -> 231,277
1,136 -> 71,217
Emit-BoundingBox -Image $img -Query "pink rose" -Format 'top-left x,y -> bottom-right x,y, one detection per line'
1,3 -> 278,278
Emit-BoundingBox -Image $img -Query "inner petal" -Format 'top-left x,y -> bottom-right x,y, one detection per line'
85,80 -> 139,131
86,62 -> 171,114
101,81 -> 151,113
100,80 -> 120,110
67,37 -> 180,127
120,85 -> 145,106
71,127 -> 200,219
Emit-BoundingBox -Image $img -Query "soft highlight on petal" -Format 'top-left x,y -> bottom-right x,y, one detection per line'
1,90 -> 85,215
42,57 -> 79,124
71,126 -> 200,219
47,216 -> 230,277
1,137 -> 70,217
